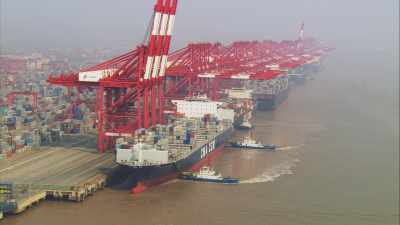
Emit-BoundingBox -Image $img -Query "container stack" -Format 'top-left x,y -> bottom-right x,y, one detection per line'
0,61 -> 99,159
39,125 -> 52,145
248,75 -> 289,95
0,125 -> 12,157
116,113 -> 232,165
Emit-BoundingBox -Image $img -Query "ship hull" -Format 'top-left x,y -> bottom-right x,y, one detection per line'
107,127 -> 233,193
236,125 -> 253,130
304,62 -> 321,73
180,175 -> 239,184
230,143 -> 276,150
254,87 -> 289,111
289,74 -> 306,83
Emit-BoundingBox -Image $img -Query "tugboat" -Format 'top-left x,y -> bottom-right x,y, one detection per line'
230,135 -> 277,150
180,166 -> 239,184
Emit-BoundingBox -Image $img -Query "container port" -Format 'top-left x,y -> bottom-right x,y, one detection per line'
0,0 -> 332,221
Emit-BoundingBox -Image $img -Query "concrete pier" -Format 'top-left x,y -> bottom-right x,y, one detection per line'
0,136 -> 116,217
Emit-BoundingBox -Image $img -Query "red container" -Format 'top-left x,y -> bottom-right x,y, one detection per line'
15,144 -> 24,150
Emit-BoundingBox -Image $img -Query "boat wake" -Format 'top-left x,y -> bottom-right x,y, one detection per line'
275,144 -> 304,151
240,158 -> 299,184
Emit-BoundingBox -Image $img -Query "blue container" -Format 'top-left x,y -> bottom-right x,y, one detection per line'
24,117 -> 34,124
0,200 -> 17,213
6,117 -> 16,126
71,127 -> 80,134
41,135 -> 50,145
23,104 -> 33,111
72,106 -> 84,120
154,134 -> 161,144
52,87 -> 63,96
184,131 -> 191,144
77,106 -> 81,112
74,113 -> 84,120
24,136 -> 33,145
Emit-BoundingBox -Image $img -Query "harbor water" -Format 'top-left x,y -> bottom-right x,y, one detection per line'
3,48 -> 398,225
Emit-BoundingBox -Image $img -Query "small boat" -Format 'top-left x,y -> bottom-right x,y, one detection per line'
180,166 -> 239,184
230,136 -> 277,150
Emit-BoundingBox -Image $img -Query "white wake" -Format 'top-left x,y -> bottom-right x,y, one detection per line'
275,144 -> 304,151
240,158 -> 300,184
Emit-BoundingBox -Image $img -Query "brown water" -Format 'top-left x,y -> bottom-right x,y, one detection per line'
3,49 -> 399,225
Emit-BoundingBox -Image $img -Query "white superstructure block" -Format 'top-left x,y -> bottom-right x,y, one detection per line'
172,99 -> 234,122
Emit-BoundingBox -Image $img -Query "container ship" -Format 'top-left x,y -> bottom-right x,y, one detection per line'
223,88 -> 254,129
287,55 -> 323,83
108,96 -> 234,193
248,72 -> 289,111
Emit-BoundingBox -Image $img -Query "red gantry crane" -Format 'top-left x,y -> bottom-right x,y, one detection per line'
48,0 -> 178,152
48,2 -> 331,153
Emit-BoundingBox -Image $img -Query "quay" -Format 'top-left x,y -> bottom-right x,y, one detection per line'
0,135 -> 116,217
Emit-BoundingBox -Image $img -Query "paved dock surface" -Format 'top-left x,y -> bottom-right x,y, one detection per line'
0,147 -> 115,186
0,136 -> 118,215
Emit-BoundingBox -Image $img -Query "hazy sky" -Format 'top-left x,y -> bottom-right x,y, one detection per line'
0,0 -> 398,52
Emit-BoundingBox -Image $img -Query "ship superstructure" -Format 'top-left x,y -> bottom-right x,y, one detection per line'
172,95 -> 234,122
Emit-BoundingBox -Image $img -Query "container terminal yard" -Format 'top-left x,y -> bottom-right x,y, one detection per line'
0,0 -> 331,219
